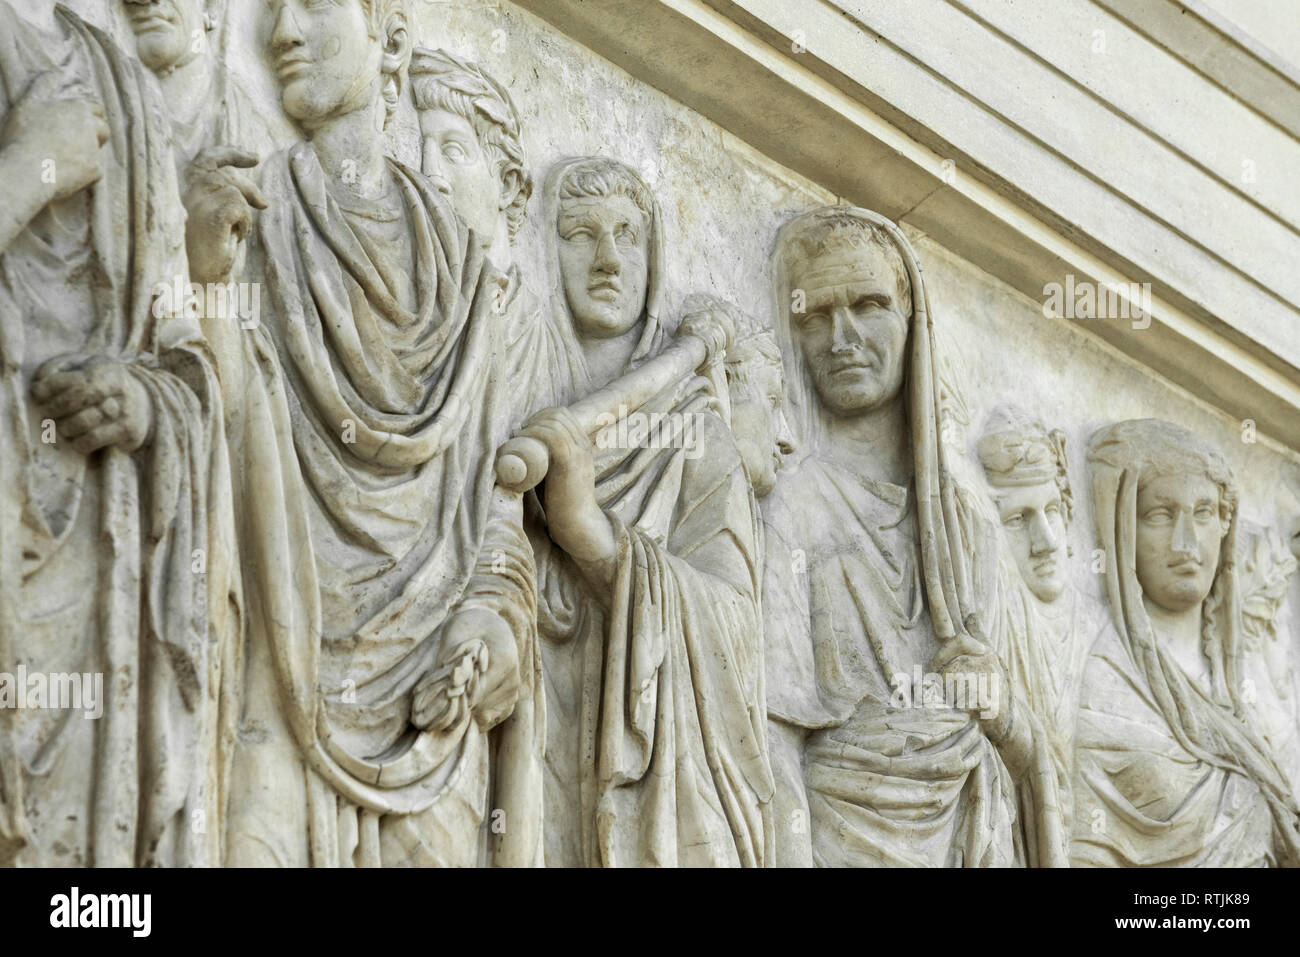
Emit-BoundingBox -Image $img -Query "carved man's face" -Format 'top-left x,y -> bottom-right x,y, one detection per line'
269,0 -> 380,130
728,359 -> 794,498
994,481 -> 1068,604
123,0 -> 206,74
790,244 -> 909,416
557,194 -> 649,340
419,108 -> 502,242
1135,472 -> 1227,613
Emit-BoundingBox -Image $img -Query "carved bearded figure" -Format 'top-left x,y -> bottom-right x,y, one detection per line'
978,406 -> 1096,864
1073,419 -> 1300,867
761,206 -> 1041,867
0,0 -> 230,867
217,0 -> 542,867
519,157 -> 773,867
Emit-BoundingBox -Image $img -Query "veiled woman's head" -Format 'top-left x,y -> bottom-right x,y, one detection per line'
1089,419 -> 1236,614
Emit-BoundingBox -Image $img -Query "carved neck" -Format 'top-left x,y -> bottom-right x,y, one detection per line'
1143,597 -> 1209,686
487,220 -> 512,271
821,396 -> 912,487
155,54 -> 210,127
308,97 -> 391,202
580,323 -> 643,391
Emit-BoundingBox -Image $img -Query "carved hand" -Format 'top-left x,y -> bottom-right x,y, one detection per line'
31,355 -> 154,455
517,407 -> 619,591
0,71 -> 108,202
412,608 -> 521,734
183,146 -> 268,285
929,631 -> 1012,736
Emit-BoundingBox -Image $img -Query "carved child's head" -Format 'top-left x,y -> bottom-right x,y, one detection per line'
978,407 -> 1073,604
554,158 -> 653,341
410,49 -> 531,245
1090,419 -> 1236,615
122,0 -> 210,74
700,297 -> 795,497
781,212 -> 912,417
268,0 -> 410,132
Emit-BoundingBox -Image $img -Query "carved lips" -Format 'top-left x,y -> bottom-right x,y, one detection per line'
276,53 -> 314,82
587,277 -> 623,301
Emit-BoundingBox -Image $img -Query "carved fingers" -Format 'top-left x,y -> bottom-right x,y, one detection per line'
412,610 -> 523,734
412,644 -> 485,733
184,146 -> 268,285
31,355 -> 153,454
517,406 -> 593,475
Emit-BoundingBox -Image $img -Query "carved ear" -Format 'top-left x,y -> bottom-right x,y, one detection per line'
380,12 -> 411,78
498,167 -> 524,211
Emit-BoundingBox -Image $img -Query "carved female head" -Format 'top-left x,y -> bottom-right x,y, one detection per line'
409,48 -> 531,243
1090,419 -> 1235,617
978,406 -> 1073,604
268,0 -> 410,132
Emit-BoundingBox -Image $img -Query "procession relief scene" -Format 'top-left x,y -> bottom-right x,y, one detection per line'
0,0 -> 1297,868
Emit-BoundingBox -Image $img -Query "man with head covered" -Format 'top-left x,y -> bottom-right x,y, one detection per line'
761,205 -> 1051,867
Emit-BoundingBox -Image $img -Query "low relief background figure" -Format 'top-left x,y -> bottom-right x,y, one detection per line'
516,156 -> 773,867
1075,419 -> 1300,866
1238,529 -> 1300,793
216,0 -> 542,868
409,47 -> 550,416
977,406 -> 1097,865
761,206 -> 1056,868
120,0 -> 271,320
0,0 -> 230,866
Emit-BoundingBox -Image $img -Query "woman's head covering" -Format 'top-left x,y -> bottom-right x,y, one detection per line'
1088,418 -> 1300,862
771,205 -> 983,647
539,156 -> 668,403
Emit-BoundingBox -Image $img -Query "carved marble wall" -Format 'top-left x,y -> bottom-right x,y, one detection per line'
0,0 -> 1297,868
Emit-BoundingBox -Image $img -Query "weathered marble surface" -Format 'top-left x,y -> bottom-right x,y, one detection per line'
0,0 -> 1297,867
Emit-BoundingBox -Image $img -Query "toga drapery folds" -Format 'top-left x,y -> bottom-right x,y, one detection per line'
530,158 -> 773,867
0,6 -> 235,867
221,143 -> 542,867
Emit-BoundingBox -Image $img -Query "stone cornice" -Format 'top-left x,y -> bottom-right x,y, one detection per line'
512,0 -> 1300,453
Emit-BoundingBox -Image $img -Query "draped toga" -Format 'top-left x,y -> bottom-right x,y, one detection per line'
0,5 -> 233,867
528,158 -> 773,867
220,142 -> 542,867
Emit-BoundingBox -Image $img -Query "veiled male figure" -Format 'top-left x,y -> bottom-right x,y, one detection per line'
216,0 -> 542,867
0,0 -> 228,867
517,157 -> 773,866
762,207 -> 1035,867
